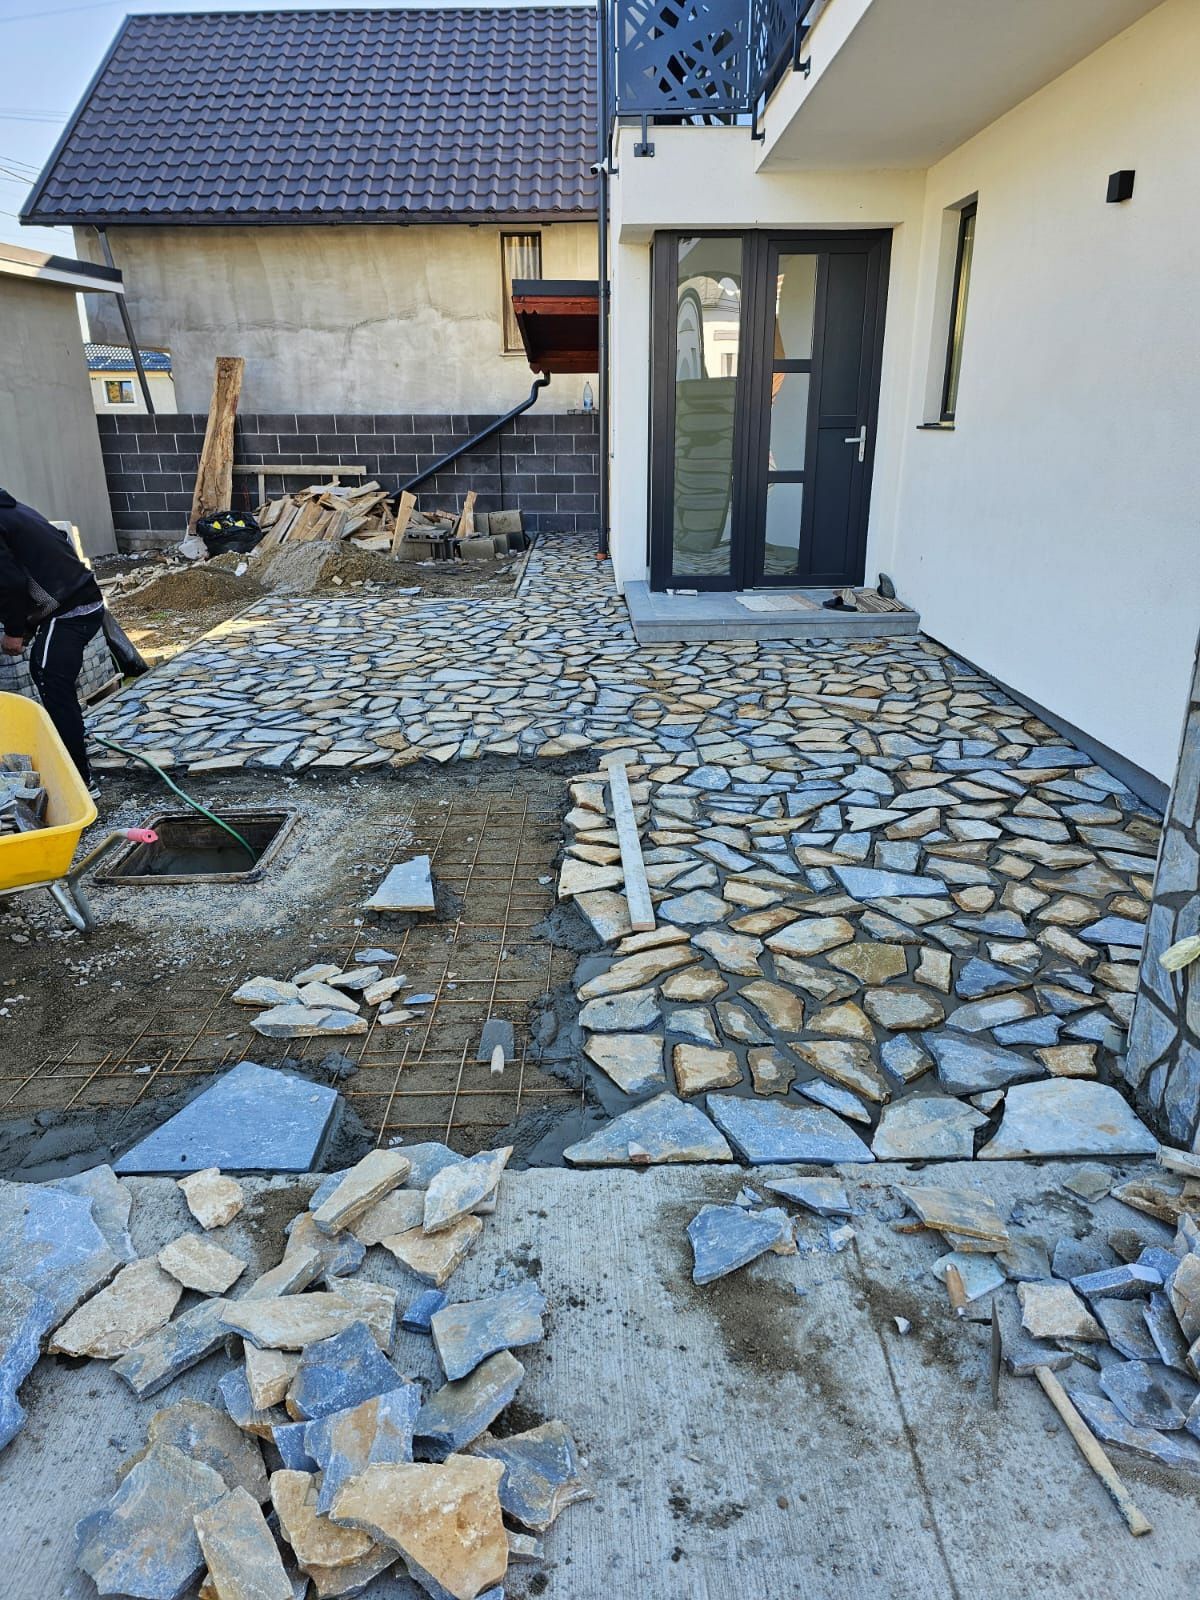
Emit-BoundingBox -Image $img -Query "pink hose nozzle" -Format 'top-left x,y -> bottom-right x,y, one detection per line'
124,828 -> 159,844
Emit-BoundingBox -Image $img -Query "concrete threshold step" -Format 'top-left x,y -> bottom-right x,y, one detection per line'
624,580 -> 921,644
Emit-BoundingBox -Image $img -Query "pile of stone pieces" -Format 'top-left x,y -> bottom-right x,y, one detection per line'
1,1143 -> 590,1599
233,952 -> 435,1041
0,753 -> 47,836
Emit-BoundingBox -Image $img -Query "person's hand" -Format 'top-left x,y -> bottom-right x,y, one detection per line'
1,634 -> 24,656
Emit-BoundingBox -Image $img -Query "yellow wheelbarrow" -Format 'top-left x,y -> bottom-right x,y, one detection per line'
0,691 -> 156,934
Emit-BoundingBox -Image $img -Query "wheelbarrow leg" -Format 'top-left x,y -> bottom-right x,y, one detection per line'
47,880 -> 95,935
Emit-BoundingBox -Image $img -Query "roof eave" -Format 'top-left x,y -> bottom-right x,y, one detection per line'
26,208 -> 599,228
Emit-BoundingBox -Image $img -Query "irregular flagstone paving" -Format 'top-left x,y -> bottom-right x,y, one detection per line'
90,532 -> 1162,1159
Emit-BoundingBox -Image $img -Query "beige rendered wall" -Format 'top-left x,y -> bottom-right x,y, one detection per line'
77,223 -> 597,415
89,368 -> 177,414
889,0 -> 1200,784
0,276 -> 116,557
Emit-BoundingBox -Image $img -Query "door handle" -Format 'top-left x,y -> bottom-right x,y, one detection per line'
844,424 -> 867,464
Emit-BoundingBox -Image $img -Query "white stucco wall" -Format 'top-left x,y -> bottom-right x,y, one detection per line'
889,0 -> 1200,784
76,223 -> 597,415
0,276 -> 116,556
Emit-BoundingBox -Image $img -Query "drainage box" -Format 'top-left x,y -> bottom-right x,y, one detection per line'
97,809 -> 296,885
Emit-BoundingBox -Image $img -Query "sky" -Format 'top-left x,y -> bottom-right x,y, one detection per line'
0,0 -> 548,256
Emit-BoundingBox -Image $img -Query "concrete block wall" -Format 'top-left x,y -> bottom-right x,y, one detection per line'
97,411 -> 601,551
1125,635 -> 1200,1144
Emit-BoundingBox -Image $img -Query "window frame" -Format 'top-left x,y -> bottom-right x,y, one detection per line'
500,231 -> 543,353
104,377 -> 136,405
939,200 -> 977,423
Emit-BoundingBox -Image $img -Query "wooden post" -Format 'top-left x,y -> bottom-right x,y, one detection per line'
188,357 -> 244,531
389,491 -> 417,557
608,759 -> 654,933
456,490 -> 477,539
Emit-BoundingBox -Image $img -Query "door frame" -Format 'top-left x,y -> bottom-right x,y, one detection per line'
648,228 -> 892,593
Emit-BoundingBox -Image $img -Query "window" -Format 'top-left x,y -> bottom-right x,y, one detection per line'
104,379 -> 135,405
940,201 -> 976,422
501,233 -> 542,352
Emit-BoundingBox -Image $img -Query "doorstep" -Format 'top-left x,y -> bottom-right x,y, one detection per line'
624,580 -> 921,644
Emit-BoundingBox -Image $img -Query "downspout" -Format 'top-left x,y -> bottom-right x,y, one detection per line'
398,374 -> 550,494
94,227 -> 156,416
595,0 -> 611,560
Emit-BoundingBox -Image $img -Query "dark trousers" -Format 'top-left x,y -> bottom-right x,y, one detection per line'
29,609 -> 105,784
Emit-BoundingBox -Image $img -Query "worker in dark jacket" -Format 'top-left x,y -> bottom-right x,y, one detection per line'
0,489 -> 105,789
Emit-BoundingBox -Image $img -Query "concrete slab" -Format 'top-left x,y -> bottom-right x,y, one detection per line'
113,1063 -> 340,1176
4,1161 -> 1198,1600
624,581 -> 920,644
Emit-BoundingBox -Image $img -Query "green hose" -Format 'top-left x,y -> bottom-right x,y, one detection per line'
92,734 -> 258,860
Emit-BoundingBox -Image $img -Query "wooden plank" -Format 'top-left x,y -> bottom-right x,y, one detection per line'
232,464 -> 367,479
188,357 -> 244,531
389,491 -> 417,557
607,759 -> 655,933
1033,1366 -> 1152,1537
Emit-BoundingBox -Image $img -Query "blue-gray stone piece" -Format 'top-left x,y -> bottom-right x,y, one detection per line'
52,1165 -> 136,1263
306,1383 -> 422,1513
218,1366 -> 278,1436
401,1289 -> 447,1333
414,1350 -> 525,1459
1099,1360 -> 1200,1431
112,1298 -> 233,1400
832,867 -> 946,900
432,1283 -> 547,1381
470,1421 -> 592,1531
761,1176 -> 854,1217
271,1420 -> 318,1471
113,1061 -> 339,1174
1067,1389 -> 1200,1474
687,1204 -> 793,1285
1145,1291 -> 1194,1373
0,1178 -> 120,1330
955,958 -> 1027,1000
1095,1298 -> 1160,1361
993,1017 -> 1062,1047
1072,1264 -> 1162,1302
1140,1247 -> 1181,1282
1080,916 -> 1148,948
0,1281 -> 54,1451
563,1092 -> 733,1167
75,1443 -> 227,1599
286,1321 -> 402,1422
922,1033 -> 1043,1095
393,1142 -> 466,1189
705,1094 -> 873,1165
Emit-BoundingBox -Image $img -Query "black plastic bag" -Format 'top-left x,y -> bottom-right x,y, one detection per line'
102,609 -> 149,677
197,510 -> 262,557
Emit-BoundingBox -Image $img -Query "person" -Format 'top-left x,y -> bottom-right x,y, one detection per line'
0,488 -> 105,791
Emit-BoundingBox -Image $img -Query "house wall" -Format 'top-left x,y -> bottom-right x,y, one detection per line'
888,0 -> 1200,787
90,369 -> 177,414
0,275 -> 116,557
75,223 -> 598,417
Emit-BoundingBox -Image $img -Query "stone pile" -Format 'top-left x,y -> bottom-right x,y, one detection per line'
234,956 -> 429,1040
0,752 -> 47,835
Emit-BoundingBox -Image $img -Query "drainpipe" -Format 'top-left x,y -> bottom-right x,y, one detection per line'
595,0 -> 611,560
94,226 -> 156,416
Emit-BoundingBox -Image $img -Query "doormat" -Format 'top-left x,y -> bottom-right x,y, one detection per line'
735,593 -> 821,613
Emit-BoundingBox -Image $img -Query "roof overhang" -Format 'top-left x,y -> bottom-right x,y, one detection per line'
23,210 -> 599,229
759,0 -> 1164,170
511,278 -> 600,375
0,241 -> 123,294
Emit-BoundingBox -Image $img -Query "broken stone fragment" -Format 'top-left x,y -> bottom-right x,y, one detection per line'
52,1164 -> 136,1263
563,1092 -> 733,1167
414,1351 -> 525,1458
1095,1299 -> 1161,1362
979,1079 -> 1158,1160
584,1033 -> 666,1095
402,1290 -> 447,1333
252,1004 -> 367,1039
113,1298 -> 234,1399
330,1456 -> 507,1600
366,855 -> 436,911
76,1443 -> 228,1600
312,1150 -> 411,1236
243,1245 -> 323,1302
245,1346 -> 300,1412
390,1142 -> 465,1189
1070,1263 -> 1161,1302
1169,1253 -> 1200,1343
158,1234 -> 247,1295
284,1213 -> 365,1281
350,1189 -> 424,1247
766,915 -> 855,958
761,1176 -> 853,1217
381,1216 -> 484,1287
0,1178 -> 121,1335
325,1279 -> 397,1352
298,981 -> 363,1013
871,1098 -> 986,1161
0,1280 -> 54,1450
1017,1281 -> 1105,1341
863,988 -> 946,1031
423,1147 -> 511,1234
897,1184 -> 1009,1245
219,1366 -> 282,1440
1068,1389 -> 1200,1474
271,1421 -> 318,1473
579,987 -> 659,1032
270,1469 -> 384,1578
220,1294 -> 359,1351
48,1258 -> 182,1360
293,963 -> 343,986
232,976 -> 302,1008
305,1384 -> 422,1513
328,966 -> 384,993
672,1043 -> 741,1097
180,1169 -> 246,1230
286,1321 -> 403,1421
687,1204 -> 795,1285
791,1038 -> 890,1103
194,1486 -> 293,1600
922,1033 -> 1043,1095
705,1093 -> 873,1166
468,1422 -> 592,1531
431,1283 -> 547,1381
1145,1291 -> 1194,1373
748,1048 -> 796,1096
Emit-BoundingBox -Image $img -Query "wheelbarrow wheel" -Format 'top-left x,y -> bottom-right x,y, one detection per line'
47,880 -> 96,935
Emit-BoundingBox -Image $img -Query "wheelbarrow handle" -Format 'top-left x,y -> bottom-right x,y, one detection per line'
66,828 -> 158,883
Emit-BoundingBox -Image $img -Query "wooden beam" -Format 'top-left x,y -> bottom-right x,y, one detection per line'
456,490 -> 477,539
607,759 -> 654,933
188,356 -> 244,531
389,491 -> 416,557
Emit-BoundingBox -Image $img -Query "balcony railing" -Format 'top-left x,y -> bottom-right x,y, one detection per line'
610,0 -> 817,130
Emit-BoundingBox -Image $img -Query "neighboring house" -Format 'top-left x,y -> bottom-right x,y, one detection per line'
86,344 -> 176,414
604,0 -> 1199,797
23,6 -> 598,416
0,242 -> 118,557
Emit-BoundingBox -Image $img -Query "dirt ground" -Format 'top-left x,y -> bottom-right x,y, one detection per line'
0,760 -> 594,1178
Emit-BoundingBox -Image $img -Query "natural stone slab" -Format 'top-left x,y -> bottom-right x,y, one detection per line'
660,889 -> 731,926
766,916 -> 855,958
331,1456 -> 507,1600
705,1094 -> 873,1165
158,1235 -> 246,1295
115,1063 -> 339,1175
897,1185 -> 1009,1244
323,1280 -> 397,1354
1069,1389 -> 1200,1473
872,1098 -> 986,1161
979,1080 -> 1158,1159
1036,1043 -> 1097,1077
76,1443 -> 227,1599
1017,1281 -> 1104,1341
49,1258 -> 182,1359
1146,1290 -> 1194,1372
0,1178 -> 121,1332
270,1469 -> 382,1578
432,1284 -> 547,1381
312,1150 -> 411,1236
563,1093 -> 732,1167
1169,1253 -> 1200,1343
1071,1264 -> 1161,1301
833,867 -> 946,900
380,1217 -> 483,1287
661,967 -> 727,1002
579,989 -> 659,1032
687,1203 -> 795,1284
392,1143 -> 465,1190
791,1039 -> 890,1103
306,1384 -> 422,1513
252,1004 -> 367,1039
748,1048 -> 796,1096
401,1290 -> 447,1333
468,1422 -> 592,1532
880,1035 -> 932,1085
947,994 -> 1036,1033
1094,1299 -> 1162,1362
194,1486 -> 293,1600
923,1033 -> 1044,1095
298,980 -> 363,1013
673,1043 -> 741,1096
245,1346 -> 300,1412
365,855 -> 435,912
113,1298 -> 234,1399
739,980 -> 805,1032
179,1169 -> 246,1229
232,977 -> 302,1008
284,1213 -> 364,1280
53,1164 -> 136,1263
691,928 -> 764,975
584,1033 -> 666,1095
0,1281 -> 54,1450
808,1001 -> 874,1043
286,1322 -> 402,1423
414,1351 -> 526,1457
576,946 -> 694,1000
797,1078 -> 872,1125
931,1252 -> 1004,1303
424,1147 -> 511,1234
126,1400 -> 269,1504
761,1176 -> 853,1217
863,988 -> 945,1031
350,1189 -> 425,1247
220,1294 -> 358,1351
826,943 -> 907,985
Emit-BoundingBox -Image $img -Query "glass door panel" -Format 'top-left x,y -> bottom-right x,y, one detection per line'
762,482 -> 805,576
767,372 -> 810,471
773,253 -> 817,360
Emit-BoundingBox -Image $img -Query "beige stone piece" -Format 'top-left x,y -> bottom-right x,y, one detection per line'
350,1189 -> 425,1247
766,916 -> 856,958
790,1039 -> 890,1103
312,1150 -> 411,1236
271,1470 -> 377,1570
245,1346 -> 300,1411
1036,1044 -> 1098,1078
913,948 -> 952,992
661,966 -> 727,1002
179,1169 -> 245,1230
739,979 -> 806,1032
194,1486 -> 293,1600
672,1044 -> 741,1097
219,1294 -> 357,1350
809,1001 -> 875,1043
577,946 -> 694,1000
1018,1281 -> 1104,1341
159,1234 -> 247,1295
48,1259 -> 182,1360
826,943 -> 907,985
379,1215 -> 483,1287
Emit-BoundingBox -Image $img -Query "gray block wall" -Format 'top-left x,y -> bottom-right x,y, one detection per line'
1125,634 -> 1200,1143
97,411 -> 601,551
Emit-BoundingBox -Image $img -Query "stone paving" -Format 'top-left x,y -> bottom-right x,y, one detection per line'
89,532 -> 1163,1159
